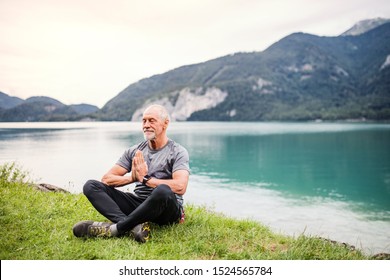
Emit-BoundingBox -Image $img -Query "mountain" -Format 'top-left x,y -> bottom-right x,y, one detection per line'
2,18 -> 389,122
99,19 -> 390,121
0,93 -> 99,122
341,18 -> 390,36
0,91 -> 24,109
24,96 -> 65,107
69,104 -> 100,115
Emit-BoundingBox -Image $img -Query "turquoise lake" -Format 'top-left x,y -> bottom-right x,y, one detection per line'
0,121 -> 389,255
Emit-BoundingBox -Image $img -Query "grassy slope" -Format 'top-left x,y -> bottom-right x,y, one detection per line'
0,163 -> 367,260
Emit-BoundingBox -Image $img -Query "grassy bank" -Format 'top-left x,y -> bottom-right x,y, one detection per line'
0,163 -> 368,260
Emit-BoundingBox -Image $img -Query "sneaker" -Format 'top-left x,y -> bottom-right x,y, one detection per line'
131,223 -> 150,243
73,220 -> 113,238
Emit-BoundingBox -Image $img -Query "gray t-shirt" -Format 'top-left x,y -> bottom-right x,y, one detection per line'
116,139 -> 190,205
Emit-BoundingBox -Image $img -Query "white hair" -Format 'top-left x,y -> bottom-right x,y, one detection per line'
143,104 -> 170,121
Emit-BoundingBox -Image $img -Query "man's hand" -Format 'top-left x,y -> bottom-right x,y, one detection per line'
133,150 -> 148,182
131,159 -> 137,182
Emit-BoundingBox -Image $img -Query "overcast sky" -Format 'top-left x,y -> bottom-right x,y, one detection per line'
1,0 -> 389,108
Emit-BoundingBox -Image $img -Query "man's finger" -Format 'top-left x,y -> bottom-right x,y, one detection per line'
134,150 -> 141,164
136,150 -> 145,163
131,159 -> 137,181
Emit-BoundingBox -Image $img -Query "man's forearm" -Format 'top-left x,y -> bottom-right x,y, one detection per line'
145,177 -> 187,195
101,174 -> 134,187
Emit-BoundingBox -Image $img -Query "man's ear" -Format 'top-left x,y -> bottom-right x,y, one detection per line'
163,119 -> 169,130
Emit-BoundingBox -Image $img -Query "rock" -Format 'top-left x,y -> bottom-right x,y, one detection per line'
33,183 -> 69,193
131,87 -> 228,121
319,237 -> 390,259
371,253 -> 390,260
317,237 -> 356,251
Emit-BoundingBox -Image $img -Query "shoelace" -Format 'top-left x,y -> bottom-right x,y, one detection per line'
142,223 -> 150,233
89,225 -> 111,237
134,223 -> 150,241
142,224 -> 150,240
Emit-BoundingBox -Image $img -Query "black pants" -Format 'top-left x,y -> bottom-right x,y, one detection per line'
83,180 -> 182,234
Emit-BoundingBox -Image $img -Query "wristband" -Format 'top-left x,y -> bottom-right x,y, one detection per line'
142,175 -> 152,185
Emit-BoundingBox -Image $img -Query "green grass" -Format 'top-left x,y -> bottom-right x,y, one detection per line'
0,163 -> 369,260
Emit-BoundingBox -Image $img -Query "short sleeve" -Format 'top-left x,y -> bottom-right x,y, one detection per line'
116,144 -> 138,172
172,145 -> 190,174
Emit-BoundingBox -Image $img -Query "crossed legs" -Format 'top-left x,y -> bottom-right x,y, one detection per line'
82,179 -> 182,235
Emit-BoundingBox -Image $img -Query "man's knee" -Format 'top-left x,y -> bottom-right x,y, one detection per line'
83,179 -> 102,197
151,184 -> 174,200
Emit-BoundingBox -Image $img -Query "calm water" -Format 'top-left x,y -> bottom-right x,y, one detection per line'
1,121 -> 389,255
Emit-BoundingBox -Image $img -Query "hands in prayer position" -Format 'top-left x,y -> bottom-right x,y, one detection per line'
132,150 -> 148,183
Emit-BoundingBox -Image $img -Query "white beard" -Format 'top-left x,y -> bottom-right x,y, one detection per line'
143,131 -> 156,141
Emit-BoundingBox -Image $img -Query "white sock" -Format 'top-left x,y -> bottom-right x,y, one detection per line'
110,224 -> 119,236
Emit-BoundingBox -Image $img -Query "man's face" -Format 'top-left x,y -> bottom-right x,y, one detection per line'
142,108 -> 166,141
